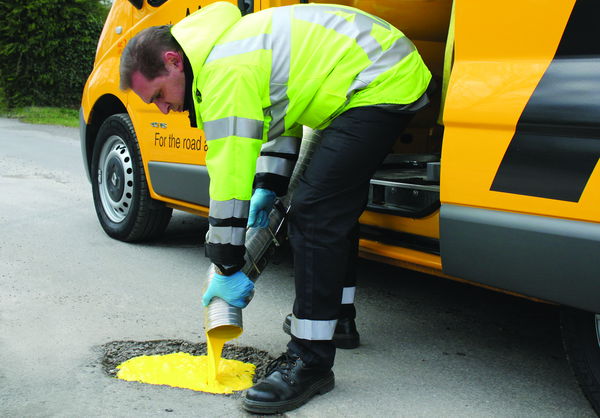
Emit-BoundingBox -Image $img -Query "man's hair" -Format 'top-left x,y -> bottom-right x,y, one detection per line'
119,25 -> 182,91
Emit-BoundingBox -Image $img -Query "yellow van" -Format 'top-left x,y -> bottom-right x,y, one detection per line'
80,0 -> 600,412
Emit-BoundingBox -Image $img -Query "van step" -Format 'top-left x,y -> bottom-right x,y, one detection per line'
367,163 -> 440,218
360,224 -> 440,255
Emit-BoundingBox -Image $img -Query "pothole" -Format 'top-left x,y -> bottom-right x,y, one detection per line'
100,339 -> 275,396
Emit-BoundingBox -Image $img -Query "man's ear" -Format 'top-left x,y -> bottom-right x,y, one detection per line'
163,51 -> 184,71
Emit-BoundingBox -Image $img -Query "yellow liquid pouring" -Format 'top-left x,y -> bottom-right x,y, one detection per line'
206,325 -> 242,380
116,325 -> 253,394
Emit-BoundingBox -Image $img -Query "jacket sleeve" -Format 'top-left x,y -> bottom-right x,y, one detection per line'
198,64 -> 267,272
253,124 -> 301,196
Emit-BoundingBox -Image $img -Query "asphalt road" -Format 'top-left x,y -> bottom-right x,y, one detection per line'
0,117 -> 595,417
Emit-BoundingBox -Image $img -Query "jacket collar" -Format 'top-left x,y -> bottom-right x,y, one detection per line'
182,53 -> 196,128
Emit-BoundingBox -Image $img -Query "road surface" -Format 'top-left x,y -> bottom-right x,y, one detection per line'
0,117 -> 594,417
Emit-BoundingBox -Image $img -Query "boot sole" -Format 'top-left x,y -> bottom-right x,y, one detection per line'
282,320 -> 360,349
242,372 -> 335,414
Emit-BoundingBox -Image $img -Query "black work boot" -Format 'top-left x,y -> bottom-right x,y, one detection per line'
242,352 -> 335,414
282,314 -> 360,349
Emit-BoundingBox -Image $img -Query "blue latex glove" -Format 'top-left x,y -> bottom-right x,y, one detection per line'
202,270 -> 255,308
247,188 -> 276,228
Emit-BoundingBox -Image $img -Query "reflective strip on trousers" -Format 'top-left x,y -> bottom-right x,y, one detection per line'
256,155 -> 295,177
291,316 -> 338,340
261,135 -> 300,154
341,286 -> 356,304
207,225 -> 246,246
209,199 -> 250,220
203,116 -> 264,140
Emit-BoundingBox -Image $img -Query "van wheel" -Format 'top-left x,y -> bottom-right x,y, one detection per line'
91,113 -> 172,242
561,307 -> 600,415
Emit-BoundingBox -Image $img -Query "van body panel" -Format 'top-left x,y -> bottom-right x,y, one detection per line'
440,204 -> 600,313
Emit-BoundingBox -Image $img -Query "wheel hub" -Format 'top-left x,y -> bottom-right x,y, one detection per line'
97,135 -> 134,223
106,156 -> 125,202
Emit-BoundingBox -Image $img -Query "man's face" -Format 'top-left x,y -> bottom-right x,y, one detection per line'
130,51 -> 186,114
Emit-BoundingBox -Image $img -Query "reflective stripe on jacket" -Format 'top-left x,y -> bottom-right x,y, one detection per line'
171,1 -> 432,268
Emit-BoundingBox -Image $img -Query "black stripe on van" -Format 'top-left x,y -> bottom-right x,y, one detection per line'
490,0 -> 600,202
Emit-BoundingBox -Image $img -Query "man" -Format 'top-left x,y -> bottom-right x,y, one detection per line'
120,1 -> 431,413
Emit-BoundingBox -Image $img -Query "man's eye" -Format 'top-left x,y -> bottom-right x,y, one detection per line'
151,92 -> 162,103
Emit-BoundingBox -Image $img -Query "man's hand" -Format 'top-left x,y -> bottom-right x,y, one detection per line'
202,270 -> 255,308
248,188 -> 276,228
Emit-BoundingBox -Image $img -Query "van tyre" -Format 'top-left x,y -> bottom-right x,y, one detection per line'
560,307 -> 600,415
91,113 -> 172,242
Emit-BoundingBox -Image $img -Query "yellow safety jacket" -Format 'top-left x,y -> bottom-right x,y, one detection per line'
171,1 -> 432,271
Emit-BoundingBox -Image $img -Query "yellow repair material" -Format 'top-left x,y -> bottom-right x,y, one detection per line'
116,324 -> 247,394
116,352 -> 254,394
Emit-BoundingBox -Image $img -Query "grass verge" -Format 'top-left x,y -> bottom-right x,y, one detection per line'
2,106 -> 79,127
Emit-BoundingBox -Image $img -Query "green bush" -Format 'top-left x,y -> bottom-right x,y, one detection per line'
0,0 -> 110,109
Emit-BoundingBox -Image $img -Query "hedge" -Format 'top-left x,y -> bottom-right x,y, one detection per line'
0,0 -> 110,108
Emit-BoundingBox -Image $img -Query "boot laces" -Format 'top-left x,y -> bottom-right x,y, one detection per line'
266,352 -> 298,379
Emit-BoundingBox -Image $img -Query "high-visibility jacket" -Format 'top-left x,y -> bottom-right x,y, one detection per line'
171,1 -> 432,272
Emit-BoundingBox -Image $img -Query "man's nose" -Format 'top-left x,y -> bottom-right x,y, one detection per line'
155,101 -> 170,114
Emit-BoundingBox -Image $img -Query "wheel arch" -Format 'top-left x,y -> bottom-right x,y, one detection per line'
561,307 -> 600,415
82,94 -> 128,181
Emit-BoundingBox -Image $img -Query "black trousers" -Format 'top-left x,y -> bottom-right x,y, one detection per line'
287,106 -> 414,368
